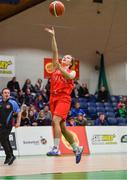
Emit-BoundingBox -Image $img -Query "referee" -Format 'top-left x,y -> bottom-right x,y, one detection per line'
0,88 -> 21,165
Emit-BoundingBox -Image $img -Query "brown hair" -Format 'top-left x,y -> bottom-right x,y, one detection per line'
1,88 -> 10,94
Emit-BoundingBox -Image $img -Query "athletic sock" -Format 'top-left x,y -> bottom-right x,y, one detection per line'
71,143 -> 79,152
54,138 -> 60,149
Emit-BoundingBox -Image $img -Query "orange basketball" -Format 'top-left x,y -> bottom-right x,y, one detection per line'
49,1 -> 65,17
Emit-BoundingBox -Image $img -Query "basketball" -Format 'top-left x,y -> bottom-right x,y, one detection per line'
49,1 -> 65,17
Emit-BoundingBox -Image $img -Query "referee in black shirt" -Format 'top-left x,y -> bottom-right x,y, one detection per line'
0,88 -> 21,165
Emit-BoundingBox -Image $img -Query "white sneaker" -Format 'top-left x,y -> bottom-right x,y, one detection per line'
47,146 -> 61,156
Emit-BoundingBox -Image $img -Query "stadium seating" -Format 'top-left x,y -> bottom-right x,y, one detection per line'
106,112 -> 115,118
88,107 -> 97,119
107,117 -> 118,125
87,102 -> 96,107
117,117 -> 127,126
96,102 -> 104,107
105,107 -> 114,112
70,96 -> 127,125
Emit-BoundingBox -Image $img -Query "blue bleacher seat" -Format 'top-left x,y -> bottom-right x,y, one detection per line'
106,112 -> 115,118
105,107 -> 114,112
89,95 -> 97,102
87,102 -> 96,107
96,102 -> 104,107
112,102 -> 117,107
104,102 -> 112,107
118,123 -> 127,126
88,107 -> 97,120
110,95 -> 120,103
107,117 -> 118,125
112,102 -> 118,112
71,98 -> 78,107
117,117 -> 127,125
79,98 -> 88,103
115,95 -> 120,102
96,107 -> 105,113
80,102 -> 88,109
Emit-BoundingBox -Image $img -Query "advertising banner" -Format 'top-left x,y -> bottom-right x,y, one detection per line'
16,127 -> 53,155
59,126 -> 89,154
86,126 -> 127,153
0,55 -> 15,77
118,126 -> 127,152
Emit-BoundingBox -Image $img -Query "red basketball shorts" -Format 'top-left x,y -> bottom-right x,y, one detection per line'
50,94 -> 71,121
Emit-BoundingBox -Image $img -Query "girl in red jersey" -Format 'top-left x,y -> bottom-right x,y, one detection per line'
45,27 -> 83,164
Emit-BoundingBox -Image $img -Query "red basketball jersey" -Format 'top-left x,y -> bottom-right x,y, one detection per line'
50,69 -> 74,95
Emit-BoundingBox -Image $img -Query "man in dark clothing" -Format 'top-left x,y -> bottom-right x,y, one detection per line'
96,86 -> 109,102
7,77 -> 20,97
0,88 -> 21,165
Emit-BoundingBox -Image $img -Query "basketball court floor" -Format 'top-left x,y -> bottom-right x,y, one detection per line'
0,153 -> 127,179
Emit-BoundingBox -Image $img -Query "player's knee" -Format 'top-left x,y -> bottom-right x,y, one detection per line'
52,115 -> 62,125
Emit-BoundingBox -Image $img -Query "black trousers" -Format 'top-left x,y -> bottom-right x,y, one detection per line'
0,126 -> 13,158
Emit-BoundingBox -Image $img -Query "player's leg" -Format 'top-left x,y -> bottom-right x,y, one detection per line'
60,121 -> 75,144
47,96 -> 71,156
47,115 -> 62,156
60,121 -> 84,164
47,98 -> 62,156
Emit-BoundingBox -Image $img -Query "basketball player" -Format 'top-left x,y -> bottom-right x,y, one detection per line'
45,27 -> 83,164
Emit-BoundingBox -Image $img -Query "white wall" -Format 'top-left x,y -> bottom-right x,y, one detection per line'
0,0 -> 127,95
0,48 -> 52,89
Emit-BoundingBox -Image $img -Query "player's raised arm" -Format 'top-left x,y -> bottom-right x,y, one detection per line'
45,27 -> 58,69
57,63 -> 76,80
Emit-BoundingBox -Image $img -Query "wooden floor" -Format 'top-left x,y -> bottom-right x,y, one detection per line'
0,154 -> 127,177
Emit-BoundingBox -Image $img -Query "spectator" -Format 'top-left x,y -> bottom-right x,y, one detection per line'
36,110 -> 51,126
29,104 -> 38,119
34,94 -> 46,112
22,79 -> 35,93
71,80 -> 81,98
7,77 -> 20,97
66,117 -> 76,126
20,111 -> 31,126
94,112 -> 109,126
28,109 -> 38,126
119,96 -> 127,107
123,96 -> 127,106
34,78 -> 44,94
24,88 -> 34,106
75,113 -> 87,126
96,86 -> 109,102
70,102 -> 86,118
43,105 -> 52,121
117,101 -> 127,118
17,89 -> 24,106
20,104 -> 28,113
78,82 -> 90,98
45,78 -> 50,101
